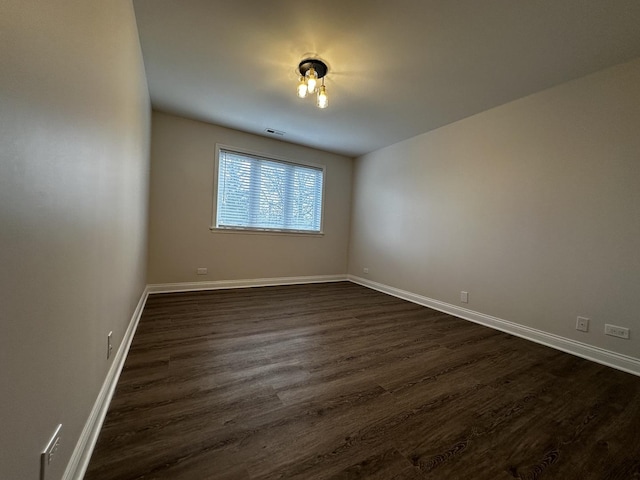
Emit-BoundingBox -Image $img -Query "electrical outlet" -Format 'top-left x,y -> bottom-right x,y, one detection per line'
576,316 -> 589,332
197,267 -> 208,275
363,268 -> 369,274
41,424 -> 62,480
605,324 -> 630,339
107,331 -> 113,359
460,291 -> 469,303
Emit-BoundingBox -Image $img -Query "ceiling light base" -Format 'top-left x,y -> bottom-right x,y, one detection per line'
298,59 -> 328,79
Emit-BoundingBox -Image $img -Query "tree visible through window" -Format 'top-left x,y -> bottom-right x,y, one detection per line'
215,148 -> 324,233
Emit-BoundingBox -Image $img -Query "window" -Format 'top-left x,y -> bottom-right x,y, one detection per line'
213,146 -> 325,234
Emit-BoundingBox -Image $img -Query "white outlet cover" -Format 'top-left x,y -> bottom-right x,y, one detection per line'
107,331 -> 113,359
41,424 -> 62,479
576,316 -> 589,332
605,324 -> 630,339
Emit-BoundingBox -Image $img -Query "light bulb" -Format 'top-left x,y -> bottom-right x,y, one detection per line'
306,67 -> 318,93
317,85 -> 328,109
296,76 -> 308,98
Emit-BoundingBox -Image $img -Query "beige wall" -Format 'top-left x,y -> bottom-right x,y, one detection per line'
349,58 -> 640,360
0,1 -> 150,479
147,111 -> 353,284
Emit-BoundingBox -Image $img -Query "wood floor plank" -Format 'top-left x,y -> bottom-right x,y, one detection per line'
85,282 -> 640,479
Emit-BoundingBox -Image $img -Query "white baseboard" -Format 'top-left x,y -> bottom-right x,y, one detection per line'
63,286 -> 150,480
348,275 -> 640,377
147,274 -> 348,294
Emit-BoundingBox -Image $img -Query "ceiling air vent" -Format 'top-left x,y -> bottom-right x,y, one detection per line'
265,128 -> 285,137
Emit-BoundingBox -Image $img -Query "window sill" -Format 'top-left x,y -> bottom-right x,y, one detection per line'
209,226 -> 324,237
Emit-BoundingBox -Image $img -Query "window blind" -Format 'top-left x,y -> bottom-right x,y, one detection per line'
216,149 -> 324,233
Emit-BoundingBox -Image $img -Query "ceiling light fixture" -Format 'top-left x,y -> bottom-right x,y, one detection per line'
296,58 -> 329,109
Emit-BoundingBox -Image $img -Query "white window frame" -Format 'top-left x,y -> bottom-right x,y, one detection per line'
210,144 -> 326,235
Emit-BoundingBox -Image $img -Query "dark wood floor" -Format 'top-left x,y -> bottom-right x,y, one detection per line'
85,282 -> 640,480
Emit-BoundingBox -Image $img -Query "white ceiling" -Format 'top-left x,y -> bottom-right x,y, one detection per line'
133,0 -> 640,157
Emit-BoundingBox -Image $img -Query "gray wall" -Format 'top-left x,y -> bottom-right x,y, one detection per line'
348,58 -> 640,360
147,111 -> 353,284
0,1 -> 150,478
1,3 -> 637,477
